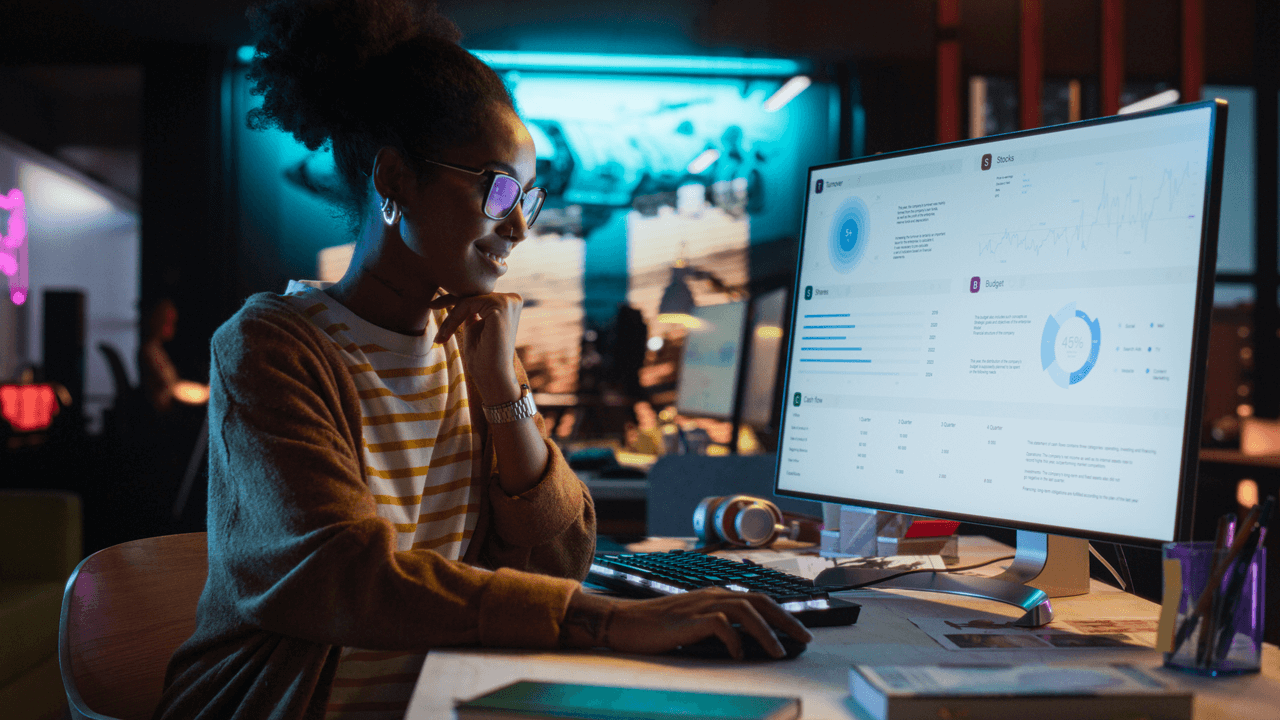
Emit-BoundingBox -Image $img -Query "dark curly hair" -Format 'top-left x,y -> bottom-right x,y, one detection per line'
245,0 -> 515,224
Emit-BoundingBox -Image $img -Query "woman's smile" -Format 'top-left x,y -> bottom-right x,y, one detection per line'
476,244 -> 509,275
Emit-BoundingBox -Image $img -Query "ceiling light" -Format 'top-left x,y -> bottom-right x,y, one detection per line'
686,149 -> 720,175
763,75 -> 812,112
1118,89 -> 1180,115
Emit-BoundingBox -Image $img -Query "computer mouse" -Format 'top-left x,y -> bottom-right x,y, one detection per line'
669,627 -> 807,661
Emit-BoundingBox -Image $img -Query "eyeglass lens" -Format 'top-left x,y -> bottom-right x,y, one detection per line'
486,175 -> 522,219
486,175 -> 545,227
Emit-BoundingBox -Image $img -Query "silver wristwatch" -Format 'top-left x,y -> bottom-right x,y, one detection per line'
481,384 -> 537,424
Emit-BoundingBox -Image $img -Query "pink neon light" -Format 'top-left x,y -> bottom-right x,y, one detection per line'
1,188 -> 27,306
0,189 -> 25,249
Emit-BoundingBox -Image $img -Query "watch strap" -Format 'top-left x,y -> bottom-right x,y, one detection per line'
482,384 -> 537,424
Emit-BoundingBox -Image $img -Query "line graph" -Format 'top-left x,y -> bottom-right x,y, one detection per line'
977,162 -> 1199,259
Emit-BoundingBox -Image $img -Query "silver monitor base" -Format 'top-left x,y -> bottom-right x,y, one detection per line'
816,531 -> 1090,628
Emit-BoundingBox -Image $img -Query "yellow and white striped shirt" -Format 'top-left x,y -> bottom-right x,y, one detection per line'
283,281 -> 477,719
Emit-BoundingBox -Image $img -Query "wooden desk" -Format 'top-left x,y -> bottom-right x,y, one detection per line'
409,573 -> 1279,719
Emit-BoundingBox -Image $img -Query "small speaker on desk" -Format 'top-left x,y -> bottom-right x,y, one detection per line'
42,290 -> 86,422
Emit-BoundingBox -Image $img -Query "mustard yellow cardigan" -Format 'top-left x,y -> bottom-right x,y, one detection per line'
154,293 -> 595,720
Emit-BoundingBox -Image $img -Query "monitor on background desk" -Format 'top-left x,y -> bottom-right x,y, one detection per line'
675,300 -> 748,421
774,100 -> 1228,623
675,289 -> 790,434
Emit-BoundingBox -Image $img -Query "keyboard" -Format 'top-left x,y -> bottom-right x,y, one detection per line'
587,550 -> 861,627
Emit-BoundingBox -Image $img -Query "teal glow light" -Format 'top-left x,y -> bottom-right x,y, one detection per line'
471,51 -> 807,77
232,46 -> 806,76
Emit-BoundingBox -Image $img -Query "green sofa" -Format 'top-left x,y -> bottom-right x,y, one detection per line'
0,490 -> 82,720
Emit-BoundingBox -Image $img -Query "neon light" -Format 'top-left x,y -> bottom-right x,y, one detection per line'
0,384 -> 60,432
1119,89 -> 1181,115
471,50 -> 806,76
237,45 -> 256,64
686,149 -> 720,174
763,75 -> 812,112
0,188 -> 27,306
0,189 -> 26,248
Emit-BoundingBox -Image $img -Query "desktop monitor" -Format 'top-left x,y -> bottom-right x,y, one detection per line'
774,101 -> 1227,623
675,301 -> 749,420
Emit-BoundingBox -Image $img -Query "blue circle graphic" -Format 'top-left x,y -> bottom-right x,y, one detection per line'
839,218 -> 859,252
1040,302 -> 1101,388
828,196 -> 870,273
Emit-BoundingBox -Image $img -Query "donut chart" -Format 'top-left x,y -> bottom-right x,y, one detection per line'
1040,302 -> 1101,388
828,196 -> 870,273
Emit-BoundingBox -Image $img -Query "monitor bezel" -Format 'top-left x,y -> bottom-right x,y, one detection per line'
772,99 -> 1229,549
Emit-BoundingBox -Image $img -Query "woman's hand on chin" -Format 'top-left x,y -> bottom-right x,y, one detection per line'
429,292 -> 524,403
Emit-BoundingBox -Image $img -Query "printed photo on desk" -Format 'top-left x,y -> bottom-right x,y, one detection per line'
909,617 -> 1150,652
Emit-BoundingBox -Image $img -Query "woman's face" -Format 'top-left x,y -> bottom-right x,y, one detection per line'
396,105 -> 537,298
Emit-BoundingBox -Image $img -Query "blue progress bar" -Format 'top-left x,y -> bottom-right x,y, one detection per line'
803,325 -> 857,329
801,347 -> 862,351
801,336 -> 845,340
800,359 -> 872,363
804,313 -> 851,318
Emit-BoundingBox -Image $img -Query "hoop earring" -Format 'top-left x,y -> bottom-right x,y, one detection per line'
381,197 -> 401,227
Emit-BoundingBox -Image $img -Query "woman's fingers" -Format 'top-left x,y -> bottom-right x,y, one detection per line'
603,589 -> 810,660
720,599 -> 786,658
431,293 -> 520,345
699,612 -> 745,660
742,593 -> 813,643
426,293 -> 461,310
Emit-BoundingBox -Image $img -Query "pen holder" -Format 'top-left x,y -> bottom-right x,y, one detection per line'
1163,541 -> 1266,675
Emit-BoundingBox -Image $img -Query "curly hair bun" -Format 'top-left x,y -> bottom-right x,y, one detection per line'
245,0 -> 462,150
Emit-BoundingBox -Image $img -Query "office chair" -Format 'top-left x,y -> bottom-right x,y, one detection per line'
96,343 -> 148,440
58,533 -> 208,720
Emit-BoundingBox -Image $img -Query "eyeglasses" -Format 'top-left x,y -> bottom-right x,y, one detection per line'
415,157 -> 547,227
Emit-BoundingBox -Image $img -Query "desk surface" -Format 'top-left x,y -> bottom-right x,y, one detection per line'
409,549 -> 1280,720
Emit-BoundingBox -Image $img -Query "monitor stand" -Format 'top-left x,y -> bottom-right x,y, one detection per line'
815,531 -> 1090,627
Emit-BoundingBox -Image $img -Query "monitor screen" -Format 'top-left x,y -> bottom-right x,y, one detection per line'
676,301 -> 748,419
775,101 -> 1226,546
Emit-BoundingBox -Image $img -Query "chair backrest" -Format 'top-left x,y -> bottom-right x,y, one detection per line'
645,453 -> 822,537
96,343 -> 135,395
59,533 -> 208,720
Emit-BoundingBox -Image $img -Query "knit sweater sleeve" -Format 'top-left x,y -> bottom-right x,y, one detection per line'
463,334 -> 597,581
203,296 -> 579,651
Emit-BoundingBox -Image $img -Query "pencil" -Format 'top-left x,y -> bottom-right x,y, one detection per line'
1170,502 -> 1263,657
1211,496 -> 1275,662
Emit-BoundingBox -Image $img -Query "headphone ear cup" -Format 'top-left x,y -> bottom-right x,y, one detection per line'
731,498 -> 785,548
692,496 -> 725,544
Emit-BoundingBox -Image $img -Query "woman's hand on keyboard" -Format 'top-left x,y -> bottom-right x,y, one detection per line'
558,587 -> 813,660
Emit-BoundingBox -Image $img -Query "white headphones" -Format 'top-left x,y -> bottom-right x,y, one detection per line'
693,495 -> 796,548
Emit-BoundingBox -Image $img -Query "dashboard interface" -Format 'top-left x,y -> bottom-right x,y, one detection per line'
776,104 -> 1222,543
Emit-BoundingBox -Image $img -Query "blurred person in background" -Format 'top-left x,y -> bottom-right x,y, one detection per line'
138,298 -> 210,414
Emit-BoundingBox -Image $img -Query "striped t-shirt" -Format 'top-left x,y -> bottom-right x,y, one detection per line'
282,281 -> 479,719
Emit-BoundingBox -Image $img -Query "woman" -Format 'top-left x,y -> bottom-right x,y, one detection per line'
154,2 -> 809,718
